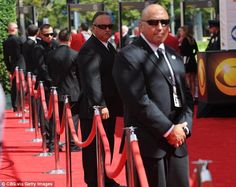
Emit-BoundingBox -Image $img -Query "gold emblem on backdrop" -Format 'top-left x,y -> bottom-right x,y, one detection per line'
198,58 -> 206,96
214,58 -> 236,96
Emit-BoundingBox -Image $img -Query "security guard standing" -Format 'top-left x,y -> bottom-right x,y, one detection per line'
206,20 -> 220,51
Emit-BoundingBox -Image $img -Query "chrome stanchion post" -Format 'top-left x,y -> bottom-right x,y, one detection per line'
125,126 -> 138,187
15,66 -> 22,117
192,159 -> 213,187
19,69 -> 28,123
26,72 -> 35,132
37,81 -> 52,157
31,76 -> 42,141
32,93 -> 42,142
64,95 -> 72,187
47,87 -> 65,174
94,106 -> 105,187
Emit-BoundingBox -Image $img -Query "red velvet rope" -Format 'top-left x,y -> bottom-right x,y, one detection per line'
15,69 -> 20,90
52,91 -> 62,135
27,74 -> 32,96
94,114 -> 127,178
39,84 -> 53,120
32,77 -> 36,94
130,141 -> 149,187
29,81 -> 148,185
189,170 -> 197,187
65,102 -> 96,148
19,70 -> 27,93
33,86 -> 40,100
64,105 -> 128,178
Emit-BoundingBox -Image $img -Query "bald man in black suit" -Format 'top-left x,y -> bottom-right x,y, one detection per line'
113,4 -> 194,187
3,22 -> 25,112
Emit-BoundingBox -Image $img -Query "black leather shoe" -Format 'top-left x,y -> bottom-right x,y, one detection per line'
106,180 -> 123,187
70,146 -> 81,152
48,145 -> 63,152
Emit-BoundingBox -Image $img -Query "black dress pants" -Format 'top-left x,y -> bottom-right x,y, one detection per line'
11,77 -> 17,111
136,154 -> 189,187
58,101 -> 79,148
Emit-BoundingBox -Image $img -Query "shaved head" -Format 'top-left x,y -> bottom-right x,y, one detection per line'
141,4 -> 169,22
139,4 -> 170,45
7,22 -> 18,34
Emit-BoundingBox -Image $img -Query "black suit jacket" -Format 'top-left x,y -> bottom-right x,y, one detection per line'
113,37 -> 194,159
22,38 -> 36,73
206,31 -> 221,51
78,35 -> 123,119
47,45 -> 80,102
3,35 -> 25,73
32,40 -> 56,89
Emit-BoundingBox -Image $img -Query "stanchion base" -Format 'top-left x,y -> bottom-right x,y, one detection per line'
32,138 -> 42,142
46,169 -> 66,174
25,128 -> 35,132
15,113 -> 22,117
36,152 -> 53,157
19,119 -> 29,123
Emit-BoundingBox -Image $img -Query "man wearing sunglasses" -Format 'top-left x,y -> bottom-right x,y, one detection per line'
32,24 -> 57,152
113,4 -> 193,187
77,11 -> 123,187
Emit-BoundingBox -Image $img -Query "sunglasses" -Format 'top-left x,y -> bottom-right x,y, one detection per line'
93,24 -> 113,30
42,33 -> 54,37
143,19 -> 170,27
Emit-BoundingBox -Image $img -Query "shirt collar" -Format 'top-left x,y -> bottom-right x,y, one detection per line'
28,36 -> 37,43
140,33 -> 165,53
93,34 -> 109,48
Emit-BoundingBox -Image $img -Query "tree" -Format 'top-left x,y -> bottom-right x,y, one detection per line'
0,0 -> 17,93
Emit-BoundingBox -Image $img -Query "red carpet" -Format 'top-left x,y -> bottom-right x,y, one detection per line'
0,111 -> 126,187
1,108 -> 236,187
189,113 -> 236,187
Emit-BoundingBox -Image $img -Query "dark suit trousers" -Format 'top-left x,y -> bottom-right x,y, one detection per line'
81,117 -> 116,187
11,77 -> 17,111
43,89 -> 53,147
58,101 -> 79,147
136,154 -> 189,187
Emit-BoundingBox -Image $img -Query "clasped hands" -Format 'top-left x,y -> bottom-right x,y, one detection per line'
100,107 -> 109,120
166,122 -> 188,148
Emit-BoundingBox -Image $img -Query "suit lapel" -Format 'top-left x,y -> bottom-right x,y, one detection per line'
134,37 -> 177,85
165,49 -> 181,84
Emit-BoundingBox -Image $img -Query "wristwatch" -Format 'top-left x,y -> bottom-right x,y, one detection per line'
182,126 -> 189,136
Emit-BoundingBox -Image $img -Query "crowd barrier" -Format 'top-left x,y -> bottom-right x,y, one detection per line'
11,67 -> 214,187
10,67 -> 28,121
13,68 -> 149,187
190,160 -> 214,187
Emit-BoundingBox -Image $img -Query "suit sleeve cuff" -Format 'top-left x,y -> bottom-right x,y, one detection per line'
163,125 -> 174,138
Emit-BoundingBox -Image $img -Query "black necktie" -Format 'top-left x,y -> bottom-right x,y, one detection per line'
157,49 -> 174,85
107,42 -> 114,53
157,48 -> 164,59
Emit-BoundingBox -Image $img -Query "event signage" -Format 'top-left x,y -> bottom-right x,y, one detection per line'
220,0 -> 236,50
197,51 -> 236,104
